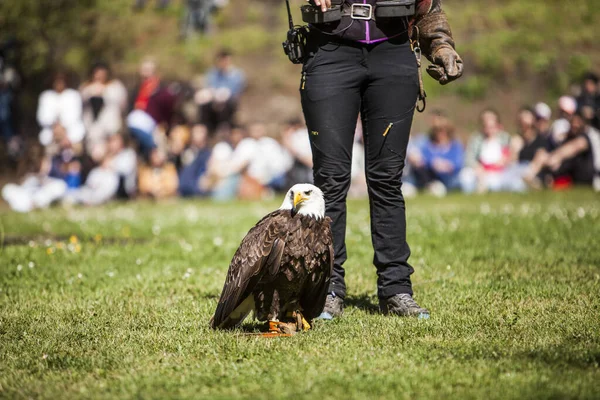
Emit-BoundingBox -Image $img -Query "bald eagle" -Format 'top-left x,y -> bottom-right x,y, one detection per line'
210,183 -> 333,334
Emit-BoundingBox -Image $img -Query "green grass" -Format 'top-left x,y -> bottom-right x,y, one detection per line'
1,191 -> 599,399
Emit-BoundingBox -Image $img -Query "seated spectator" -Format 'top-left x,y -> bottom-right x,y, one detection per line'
106,133 -> 138,198
64,154 -> 120,207
37,72 -> 86,149
167,124 -> 191,171
460,109 -> 515,193
524,111 -> 600,191
80,62 -> 128,155
1,136 -> 80,212
180,123 -> 209,167
222,122 -> 292,200
512,107 -> 547,164
127,59 -> 176,157
404,109 -> 447,197
576,72 -> 599,130
548,96 -> 577,149
281,118 -> 313,187
349,127 -> 368,198
200,125 -> 244,201
196,50 -> 246,133
178,124 -> 211,197
533,102 -> 552,137
138,147 -> 179,198
410,117 -> 464,196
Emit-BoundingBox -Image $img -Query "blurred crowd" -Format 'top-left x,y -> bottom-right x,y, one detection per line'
0,42 -> 599,212
1,50 -> 317,212
404,73 -> 600,197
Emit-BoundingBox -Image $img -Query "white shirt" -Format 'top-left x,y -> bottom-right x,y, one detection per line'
74,166 -> 119,205
37,89 -> 86,145
224,138 -> 292,185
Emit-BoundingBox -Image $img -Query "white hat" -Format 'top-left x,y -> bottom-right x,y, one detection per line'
534,102 -> 552,120
558,96 -> 577,115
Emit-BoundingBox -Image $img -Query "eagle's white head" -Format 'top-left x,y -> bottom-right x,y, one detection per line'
279,183 -> 325,219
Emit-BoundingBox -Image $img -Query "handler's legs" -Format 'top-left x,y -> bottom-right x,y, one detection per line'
300,35 -> 366,299
361,36 -> 419,299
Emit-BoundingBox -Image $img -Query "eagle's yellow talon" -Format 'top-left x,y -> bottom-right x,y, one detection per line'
302,317 -> 311,331
268,321 -> 280,333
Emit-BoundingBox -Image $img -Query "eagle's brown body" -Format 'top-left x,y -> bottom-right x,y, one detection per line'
211,209 -> 333,330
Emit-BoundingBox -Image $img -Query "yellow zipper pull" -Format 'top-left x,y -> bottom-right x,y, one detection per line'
382,123 -> 393,137
301,72 -> 306,90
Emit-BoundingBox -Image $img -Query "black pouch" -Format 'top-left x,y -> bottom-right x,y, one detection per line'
301,4 -> 342,24
301,0 -> 345,24
375,0 -> 415,18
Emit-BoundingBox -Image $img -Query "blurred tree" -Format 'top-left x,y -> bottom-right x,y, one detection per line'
0,0 -> 101,78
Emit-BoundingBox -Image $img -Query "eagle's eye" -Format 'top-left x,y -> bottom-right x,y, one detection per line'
304,190 -> 312,196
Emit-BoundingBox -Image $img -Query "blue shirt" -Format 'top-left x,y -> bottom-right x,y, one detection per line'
420,139 -> 464,185
205,67 -> 246,98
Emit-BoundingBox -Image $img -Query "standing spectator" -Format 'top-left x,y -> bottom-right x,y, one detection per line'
133,0 -> 170,10
127,59 -> 177,157
196,50 -> 246,133
80,62 -> 128,155
411,118 -> 464,196
577,72 -> 600,129
138,147 -> 179,199
180,0 -> 214,38
524,111 -> 600,190
0,43 -> 19,145
178,124 -> 211,197
460,109 -> 514,193
37,72 -> 86,149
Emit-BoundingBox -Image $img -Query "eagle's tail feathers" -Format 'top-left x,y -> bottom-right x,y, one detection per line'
216,295 -> 255,329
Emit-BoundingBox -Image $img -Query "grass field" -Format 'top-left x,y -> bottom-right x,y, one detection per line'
1,190 -> 599,399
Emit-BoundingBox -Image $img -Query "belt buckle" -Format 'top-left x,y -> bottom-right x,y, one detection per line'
350,3 -> 373,20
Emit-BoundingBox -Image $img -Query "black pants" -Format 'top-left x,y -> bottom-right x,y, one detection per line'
301,31 -> 418,300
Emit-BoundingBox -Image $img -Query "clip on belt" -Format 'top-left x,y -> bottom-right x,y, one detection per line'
350,4 -> 373,20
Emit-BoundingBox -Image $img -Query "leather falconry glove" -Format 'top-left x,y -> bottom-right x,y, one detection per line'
416,11 -> 463,85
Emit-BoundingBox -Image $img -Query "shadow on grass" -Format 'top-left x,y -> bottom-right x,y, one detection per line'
345,293 -> 379,314
518,342 -> 600,369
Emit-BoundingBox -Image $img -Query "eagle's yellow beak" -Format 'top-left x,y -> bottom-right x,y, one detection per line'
292,192 -> 307,217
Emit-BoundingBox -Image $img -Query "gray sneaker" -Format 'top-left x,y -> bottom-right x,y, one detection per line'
316,293 -> 344,320
380,293 -> 430,319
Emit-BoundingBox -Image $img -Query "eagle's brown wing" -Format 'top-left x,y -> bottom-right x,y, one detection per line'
300,216 -> 334,321
211,210 -> 288,329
